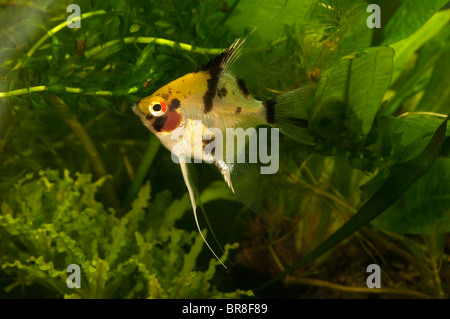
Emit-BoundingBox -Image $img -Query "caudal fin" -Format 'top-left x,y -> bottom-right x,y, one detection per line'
263,86 -> 316,145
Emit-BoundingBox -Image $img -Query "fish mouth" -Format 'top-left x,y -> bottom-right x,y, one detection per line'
131,103 -> 143,116
131,103 -> 148,125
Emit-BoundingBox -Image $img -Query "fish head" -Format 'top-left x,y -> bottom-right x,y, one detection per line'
132,85 -> 183,137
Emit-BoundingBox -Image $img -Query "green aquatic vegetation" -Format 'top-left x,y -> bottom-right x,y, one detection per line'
0,169 -> 250,298
0,0 -> 449,299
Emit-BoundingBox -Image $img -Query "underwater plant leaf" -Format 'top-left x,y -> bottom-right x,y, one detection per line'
347,48 -> 394,135
417,50 -> 450,113
366,116 -> 450,167
302,0 -> 372,71
258,113 -> 448,289
373,157 -> 450,234
121,181 -> 151,239
0,169 -> 246,298
222,0 -> 317,100
124,136 -> 160,210
383,0 -> 450,45
385,24 -> 450,115
226,0 -> 316,37
388,10 -> 450,84
311,47 -> 394,143
199,180 -> 237,203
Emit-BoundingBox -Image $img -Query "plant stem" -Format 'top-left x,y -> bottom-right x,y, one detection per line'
362,227 -> 429,278
124,135 -> 160,209
0,86 -> 48,97
12,10 -> 107,70
50,97 -> 123,216
85,37 -> 224,59
0,86 -> 138,98
268,244 -> 286,272
286,276 -> 432,299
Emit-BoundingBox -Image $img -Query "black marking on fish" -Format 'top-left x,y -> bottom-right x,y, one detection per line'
195,45 -> 236,73
286,117 -> 309,128
152,116 -> 168,132
169,98 -> 181,111
202,135 -> 216,156
203,72 -> 220,113
217,86 -> 228,99
156,93 -> 170,100
196,44 -> 237,113
263,98 -> 276,124
235,106 -> 242,114
236,78 -> 249,97
145,114 -> 154,121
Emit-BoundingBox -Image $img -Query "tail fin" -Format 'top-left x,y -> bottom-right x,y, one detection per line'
263,86 -> 316,145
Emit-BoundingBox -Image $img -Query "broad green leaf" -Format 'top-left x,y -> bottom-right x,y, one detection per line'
226,0 -> 316,36
373,157 -> 450,234
417,51 -> 450,113
385,24 -> 450,114
383,0 -> 450,45
311,47 -> 394,143
367,116 -> 450,165
388,10 -> 450,83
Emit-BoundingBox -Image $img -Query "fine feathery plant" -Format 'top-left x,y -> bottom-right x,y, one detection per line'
0,0 -> 449,298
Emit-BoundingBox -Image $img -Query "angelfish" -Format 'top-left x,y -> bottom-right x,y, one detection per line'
132,39 -> 316,267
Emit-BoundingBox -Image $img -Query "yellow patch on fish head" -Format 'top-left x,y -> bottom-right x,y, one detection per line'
135,72 -> 210,134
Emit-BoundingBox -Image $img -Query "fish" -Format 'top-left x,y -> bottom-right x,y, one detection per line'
132,5 -> 320,267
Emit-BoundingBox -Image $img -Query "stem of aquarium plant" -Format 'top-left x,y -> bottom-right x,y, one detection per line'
124,135 -> 161,210
269,246 -> 286,272
50,97 -> 123,217
285,276 -> 432,299
0,86 -> 138,98
12,10 -> 107,70
84,36 -> 224,59
362,227 -> 429,278
398,111 -> 448,119
0,86 -> 48,97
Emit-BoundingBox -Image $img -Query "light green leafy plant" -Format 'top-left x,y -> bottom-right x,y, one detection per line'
0,169 -> 251,298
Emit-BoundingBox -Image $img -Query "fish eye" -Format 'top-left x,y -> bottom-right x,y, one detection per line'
149,100 -> 167,116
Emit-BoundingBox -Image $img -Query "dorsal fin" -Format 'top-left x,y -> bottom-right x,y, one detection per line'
195,39 -> 243,74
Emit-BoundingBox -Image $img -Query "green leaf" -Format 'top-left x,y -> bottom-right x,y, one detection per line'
388,10 -> 450,83
47,83 -> 65,94
311,47 -> 394,143
373,157 -> 450,234
129,23 -> 141,33
383,0 -> 450,44
417,51 -> 450,113
226,0 -> 316,37
367,116 -> 450,165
